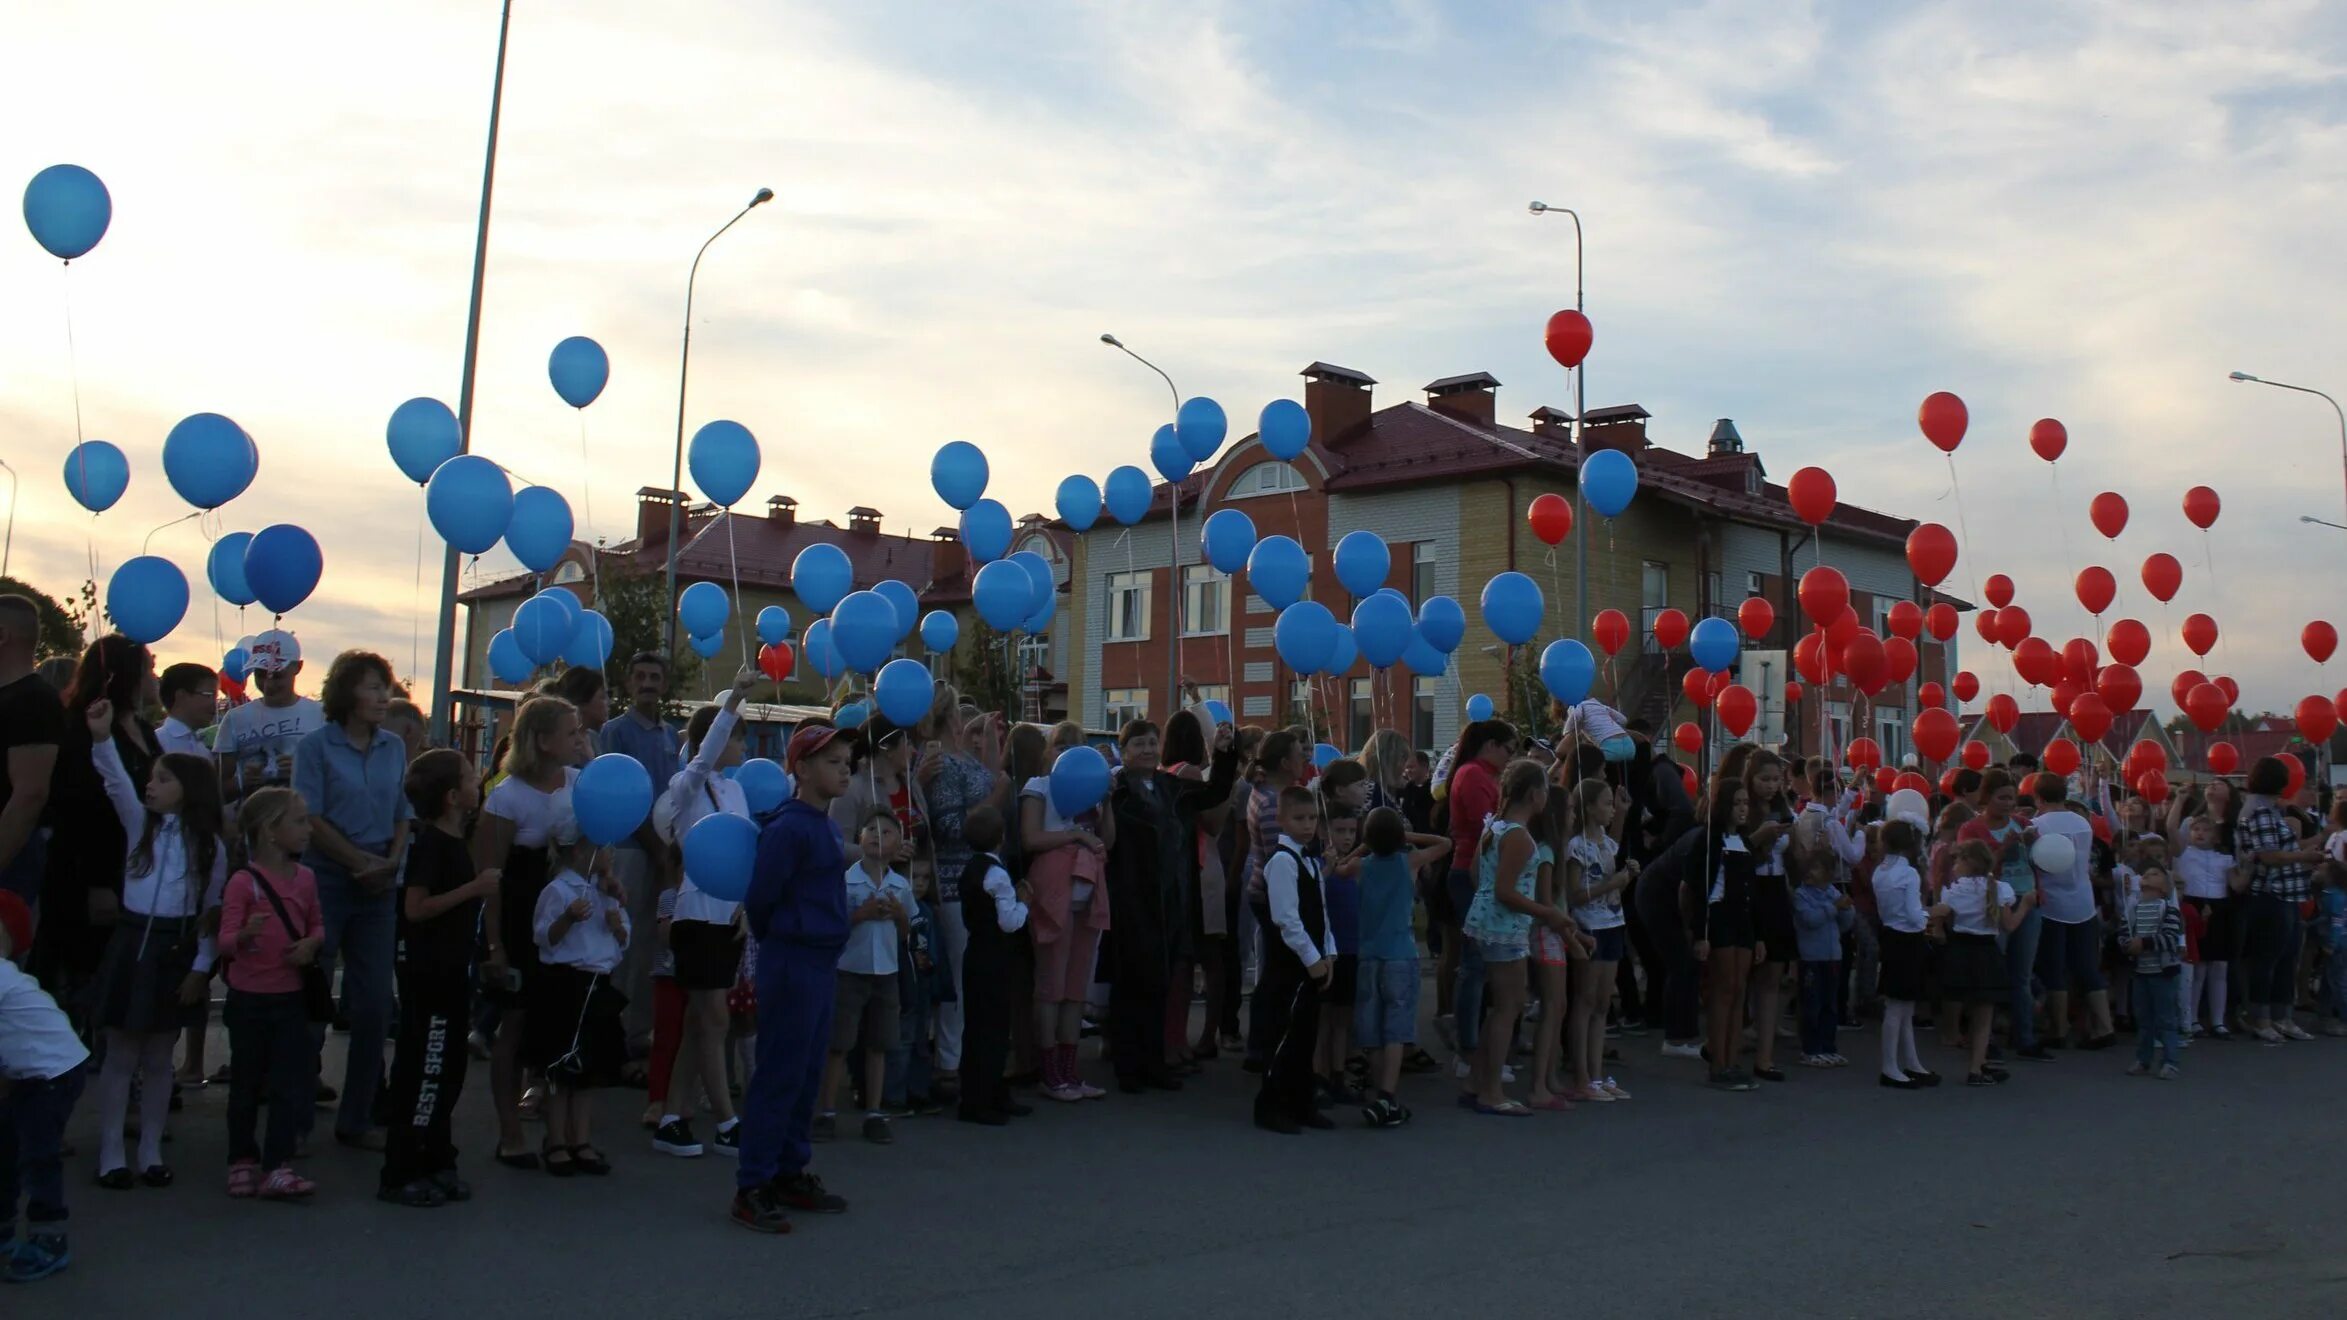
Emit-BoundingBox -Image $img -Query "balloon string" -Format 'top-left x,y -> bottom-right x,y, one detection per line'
61,266 -> 88,450
142,510 -> 201,555
412,504 -> 426,685
1943,453 -> 1982,609
727,512 -> 748,669
578,412 -> 601,606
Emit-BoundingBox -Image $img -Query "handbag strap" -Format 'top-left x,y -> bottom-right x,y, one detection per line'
244,867 -> 311,942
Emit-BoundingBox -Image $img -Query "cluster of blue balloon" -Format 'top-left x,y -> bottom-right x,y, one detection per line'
1207,514 -> 1467,685
928,443 -> 1059,642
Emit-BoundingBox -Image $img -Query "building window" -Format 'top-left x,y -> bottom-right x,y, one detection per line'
1190,683 -> 1231,714
1825,700 -> 1852,756
1019,534 -> 1067,585
1875,706 -> 1907,767
1411,542 -> 1436,607
550,562 -> 584,586
1349,679 -> 1375,752
1641,561 -> 1670,652
1745,571 -> 1764,599
1706,571 -> 1726,618
1872,595 -> 1894,635
1414,676 -> 1437,750
1182,564 -> 1229,637
1289,679 -> 1317,730
1103,688 -> 1150,728
1106,571 -> 1151,642
1226,461 -> 1307,500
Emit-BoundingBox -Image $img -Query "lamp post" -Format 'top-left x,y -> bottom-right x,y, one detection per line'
1529,201 -> 1588,634
2302,515 -> 2347,532
0,458 -> 16,580
659,187 -> 775,657
2231,370 -> 2347,531
1100,333 -> 1183,718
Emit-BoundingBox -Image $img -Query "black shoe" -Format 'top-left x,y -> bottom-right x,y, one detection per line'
1253,1108 -> 1301,1134
731,1185 -> 792,1234
1299,1109 -> 1336,1130
1117,1077 -> 1149,1095
1003,1100 -> 1035,1118
1909,1069 -> 1942,1087
652,1119 -> 703,1158
957,1108 -> 1009,1127
1751,1065 -> 1785,1083
774,1171 -> 847,1214
96,1167 -> 136,1190
862,1115 -> 894,1144
430,1169 -> 473,1202
1965,1071 -> 1998,1087
138,1164 -> 174,1188
314,1081 -> 339,1106
376,1178 -> 447,1208
708,1123 -> 741,1156
2016,1045 -> 2054,1062
1143,1070 -> 1183,1092
1878,1074 -> 1921,1090
1240,1057 -> 1267,1075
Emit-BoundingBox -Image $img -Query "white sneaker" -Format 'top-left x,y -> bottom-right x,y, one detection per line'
1502,1064 -> 1518,1083
1660,1041 -> 1702,1059
1454,1058 -> 1472,1080
2278,1020 -> 2315,1041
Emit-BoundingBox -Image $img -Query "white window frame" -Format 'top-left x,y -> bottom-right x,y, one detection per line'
1411,542 -> 1436,607
1641,560 -> 1670,653
1106,571 -> 1152,642
1745,571 -> 1764,600
1102,688 -> 1150,728
1190,683 -> 1231,712
1349,678 -> 1375,751
1182,564 -> 1230,638
1225,461 -> 1307,500
1413,676 -> 1437,751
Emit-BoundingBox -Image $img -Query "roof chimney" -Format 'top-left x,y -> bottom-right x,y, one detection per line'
1301,362 -> 1375,448
635,486 -> 686,547
1708,419 -> 1743,457
847,506 -> 882,535
766,494 -> 797,528
1424,372 -> 1499,428
1528,406 -> 1575,441
1579,404 -> 1651,457
930,526 -> 966,593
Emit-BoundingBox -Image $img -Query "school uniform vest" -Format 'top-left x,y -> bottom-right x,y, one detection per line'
961,851 -> 1011,955
1267,843 -> 1327,974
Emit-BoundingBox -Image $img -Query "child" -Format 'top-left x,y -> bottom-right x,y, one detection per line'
2316,852 -> 2347,1037
0,891 -> 89,1281
155,663 -> 218,1089
1871,819 -> 1938,1090
1791,818 -> 1853,1069
1526,789 -> 1574,1111
1255,786 -> 1334,1134
955,806 -> 1031,1127
1934,840 -> 2028,1086
882,854 -> 946,1115
2169,810 -> 2238,1040
1351,808 -> 1450,1128
1314,812 -> 1365,1107
380,750 -> 499,1207
1697,784 -> 1761,1090
2121,868 -> 2186,1078
217,787 -> 324,1200
525,811 -> 630,1176
83,697 -> 227,1189
1463,761 -> 1572,1116
1018,729 -> 1112,1104
819,813 -> 913,1143
1563,779 -> 1635,1102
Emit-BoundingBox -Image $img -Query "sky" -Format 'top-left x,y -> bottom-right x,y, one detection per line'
2,0 -> 2343,713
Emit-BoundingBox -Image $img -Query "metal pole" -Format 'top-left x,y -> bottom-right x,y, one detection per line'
0,459 -> 16,580
1531,203 -> 1587,634
1101,336 -> 1183,717
428,0 -> 513,744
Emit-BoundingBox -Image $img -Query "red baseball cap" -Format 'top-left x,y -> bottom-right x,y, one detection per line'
785,723 -> 858,775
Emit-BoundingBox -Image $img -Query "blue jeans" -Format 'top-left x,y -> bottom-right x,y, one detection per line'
2134,968 -> 2181,1068
2004,906 -> 2043,1051
309,859 -> 396,1138
1798,960 -> 1840,1056
883,971 -> 933,1106
0,1063 -> 83,1232
1447,869 -> 1487,1052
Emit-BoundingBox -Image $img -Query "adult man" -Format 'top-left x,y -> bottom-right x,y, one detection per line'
597,652 -> 679,1050
2030,774 -> 2115,1049
213,631 -> 321,815
0,597 -> 60,905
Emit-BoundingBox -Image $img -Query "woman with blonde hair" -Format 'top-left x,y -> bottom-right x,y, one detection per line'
1356,730 -> 1410,816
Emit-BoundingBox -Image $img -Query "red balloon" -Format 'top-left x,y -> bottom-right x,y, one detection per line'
2090,492 -> 2129,540
1784,680 -> 1804,707
2299,695 -> 2340,745
2050,678 -> 2086,720
1709,669 -> 1734,705
2105,618 -> 2150,667
1894,771 -> 1932,796
2181,613 -> 2218,658
1924,603 -> 1958,641
1975,608 -> 2002,645
1995,606 -> 2032,649
1673,721 -> 1704,755
1651,607 -> 1689,651
1986,693 -> 2020,734
1681,666 -> 1711,706
1681,764 -> 1700,800
1883,635 -> 1918,686
2169,669 -> 2206,711
1912,708 -> 1959,762
1797,566 -> 1849,626
1591,608 -> 1630,657
1843,630 -> 1889,696
2095,663 -> 2141,715
1787,467 -> 1837,526
2067,693 -> 2113,744
1826,606 -> 1861,651
1918,681 -> 1946,708
1906,523 -> 1957,587
2136,770 -> 2169,806
2206,742 -> 2239,776
2305,621 -> 2338,665
1983,574 -> 2015,609
1952,671 -> 1980,703
1737,595 -> 1775,641
1939,769 -> 1962,798
2043,738 -> 2081,776
1715,683 -> 1757,738
2012,637 -> 2058,688
2130,739 -> 2169,774
1919,391 -> 1968,453
2029,418 -> 2068,463
1793,633 -> 1828,685
2281,753 -> 2307,802
1527,492 -> 1573,546
1544,308 -> 1592,369
2060,638 -> 2099,687
1873,767 -> 1897,793
1962,741 -> 1991,770
758,641 -> 796,683
2182,485 -> 2220,530
2183,681 -> 2229,734
1846,737 -> 1882,771
2215,675 -> 2239,707
2140,553 -> 2182,603
2074,566 -> 2115,616
1885,600 -> 1922,641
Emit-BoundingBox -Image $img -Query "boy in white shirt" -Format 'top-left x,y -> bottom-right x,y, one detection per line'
1255,786 -> 1334,1135
818,812 -> 914,1145
0,891 -> 89,1282
155,663 -> 216,760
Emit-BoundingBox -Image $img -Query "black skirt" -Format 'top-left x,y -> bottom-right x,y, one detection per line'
1706,898 -> 1756,950
90,914 -> 201,1034
522,963 -> 628,1087
488,843 -> 551,1007
669,918 -> 745,991
2185,895 -> 2240,962
1752,874 -> 1798,965
1878,927 -> 1931,1002
1937,931 -> 2007,1005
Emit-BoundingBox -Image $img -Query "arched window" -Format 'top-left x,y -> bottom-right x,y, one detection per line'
1225,461 -> 1307,500
549,561 -> 585,586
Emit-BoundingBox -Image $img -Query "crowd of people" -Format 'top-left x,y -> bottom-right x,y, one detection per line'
1,593 -> 2344,1270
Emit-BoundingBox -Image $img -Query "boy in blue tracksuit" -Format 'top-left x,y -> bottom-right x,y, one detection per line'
731,725 -> 861,1235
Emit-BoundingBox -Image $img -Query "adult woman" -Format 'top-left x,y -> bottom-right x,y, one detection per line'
1357,729 -> 1410,817
1632,811 -> 1706,1055
2236,756 -> 2325,1043
1438,720 -> 1514,1070
1242,730 -> 1308,1068
1156,711 -> 1237,1071
1957,770 -> 2045,1060
916,684 -> 1007,1093
292,650 -> 414,1150
1211,725 -> 1264,1051
831,718 -> 929,864
33,634 -> 158,1006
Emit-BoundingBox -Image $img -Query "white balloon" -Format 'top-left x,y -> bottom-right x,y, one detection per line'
1885,788 -> 1930,831
2030,834 -> 2077,876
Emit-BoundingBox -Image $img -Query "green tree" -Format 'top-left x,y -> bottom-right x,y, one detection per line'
953,617 -> 1017,717
0,577 -> 92,658
594,561 -> 703,695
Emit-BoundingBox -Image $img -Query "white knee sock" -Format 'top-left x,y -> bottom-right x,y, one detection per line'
1898,1011 -> 1925,1074
1880,1003 -> 1910,1080
96,1030 -> 139,1172
2184,965 -> 2206,1031
137,1033 -> 177,1169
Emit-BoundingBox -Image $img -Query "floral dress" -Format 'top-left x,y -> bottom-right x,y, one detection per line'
1464,819 -> 1536,958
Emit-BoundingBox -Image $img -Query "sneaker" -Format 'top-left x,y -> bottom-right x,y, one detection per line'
1043,1083 -> 1084,1103
1798,1054 -> 1833,1069
2209,1025 -> 2234,1041
1602,1022 -> 1622,1039
652,1119 -> 703,1158
2277,1021 -> 2314,1042
1824,1054 -> 1850,1067
708,1123 -> 741,1156
1660,1041 -> 1703,1060
861,1115 -> 893,1145
1620,1018 -> 1651,1037
1709,1070 -> 1757,1092
730,1185 -> 792,1234
1453,1058 -> 1472,1080
3,1233 -> 69,1283
2323,1022 -> 2347,1039
376,1178 -> 447,1208
1966,1071 -> 1998,1087
1600,1077 -> 1632,1100
774,1171 -> 847,1214
2125,1062 -> 2150,1076
258,1167 -> 315,1200
811,1114 -> 836,1143
2156,1063 -> 2180,1080
2252,1027 -> 2284,1046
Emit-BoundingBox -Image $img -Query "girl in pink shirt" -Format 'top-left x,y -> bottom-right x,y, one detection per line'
218,787 -> 324,1200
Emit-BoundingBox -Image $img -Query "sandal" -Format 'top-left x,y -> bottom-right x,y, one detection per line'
494,1146 -> 540,1171
226,1160 -> 262,1199
570,1144 -> 611,1176
258,1166 -> 316,1200
1474,1100 -> 1534,1117
541,1143 -> 575,1177
1527,1094 -> 1574,1112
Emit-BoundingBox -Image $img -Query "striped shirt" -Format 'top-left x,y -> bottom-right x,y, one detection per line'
2235,800 -> 2312,901
2121,899 -> 2184,975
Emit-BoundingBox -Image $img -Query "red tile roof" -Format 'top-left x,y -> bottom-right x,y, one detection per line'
1957,709 -> 2166,762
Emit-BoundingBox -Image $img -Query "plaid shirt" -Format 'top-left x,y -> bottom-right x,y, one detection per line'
2235,801 -> 2312,901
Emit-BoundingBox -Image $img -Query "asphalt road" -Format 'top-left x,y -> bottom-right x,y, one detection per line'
31,1019 -> 2347,1319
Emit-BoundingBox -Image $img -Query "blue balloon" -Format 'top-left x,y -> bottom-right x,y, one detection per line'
677,581 -> 729,639
756,605 -> 792,647
1479,571 -> 1544,646
682,812 -> 758,903
972,559 -> 1031,632
1247,535 -> 1310,610
960,498 -> 1012,564
1466,693 -> 1495,722
243,524 -> 322,615
564,608 -> 613,668
1258,398 -> 1311,461
688,631 -> 724,660
874,657 -> 934,727
513,594 -> 572,665
735,758 -> 789,816
1352,593 -> 1414,669
1203,699 -> 1233,727
548,336 -> 609,409
1176,396 -> 1228,463
1048,744 -> 1111,817
1582,447 -> 1640,519
1539,639 -> 1597,706
1009,551 -> 1054,618
1313,743 -> 1343,770
1104,466 -> 1152,526
930,441 -> 989,511
425,454 -> 512,555
504,485 -> 574,573
829,590 -> 897,673
1334,531 -> 1390,598
791,543 -> 853,614
1055,475 -> 1101,532
574,752 -> 653,846
1326,624 -> 1357,677
1150,424 -> 1193,484
207,532 -> 256,607
803,619 -> 846,680
163,413 -> 257,511
834,701 -> 870,729
1021,589 -> 1056,635
386,397 -> 461,485
1418,595 -> 1466,654
62,441 -> 128,513
529,588 -> 579,643
1375,587 -> 1409,606
1402,634 -> 1446,676
874,580 -> 919,641
1202,509 -> 1255,574
221,646 -> 251,684
106,556 -> 188,645
1688,616 -> 1741,673
23,164 -> 111,260
487,629 -> 534,684
688,419 -> 760,507
1274,601 -> 1338,674
920,610 -> 959,653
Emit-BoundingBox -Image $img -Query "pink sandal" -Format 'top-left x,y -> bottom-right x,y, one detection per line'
258,1166 -> 316,1200
227,1159 -> 261,1199
1528,1094 -> 1575,1112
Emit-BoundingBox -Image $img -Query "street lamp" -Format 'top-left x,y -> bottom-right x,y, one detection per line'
0,458 -> 15,580
2230,370 -> 2347,530
660,187 -> 775,656
1100,333 -> 1183,717
1529,200 -> 1590,634
2302,515 -> 2347,532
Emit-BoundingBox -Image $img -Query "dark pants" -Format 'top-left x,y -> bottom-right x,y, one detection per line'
1107,936 -> 1169,1085
1798,960 -> 1840,1057
737,943 -> 838,1193
2242,894 -> 2306,1017
381,963 -> 470,1189
960,939 -> 1016,1117
225,990 -> 313,1169
310,860 -> 396,1140
1254,955 -> 1320,1122
0,1063 -> 83,1231
1634,870 -> 1701,1042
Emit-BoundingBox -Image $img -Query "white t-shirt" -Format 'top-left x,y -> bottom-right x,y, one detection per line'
2031,809 -> 2097,926
533,867 -> 628,973
2176,846 -> 2233,901
1565,833 -> 1624,929
215,696 -> 323,799
1020,775 -> 1101,903
2328,830 -> 2347,866
0,959 -> 90,1081
1941,874 -> 2017,937
484,769 -> 578,847
1566,700 -> 1629,745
